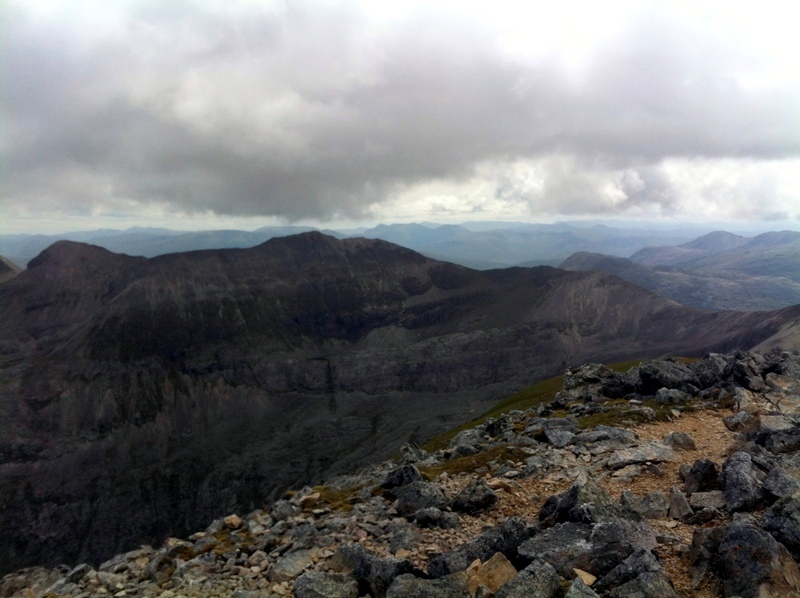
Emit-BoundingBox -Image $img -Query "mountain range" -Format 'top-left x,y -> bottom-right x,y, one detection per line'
561,230 -> 800,311
1,232 -> 799,573
0,221 -> 735,270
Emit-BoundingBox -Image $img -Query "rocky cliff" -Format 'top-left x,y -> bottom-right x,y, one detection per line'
5,350 -> 800,597
1,233 -> 799,574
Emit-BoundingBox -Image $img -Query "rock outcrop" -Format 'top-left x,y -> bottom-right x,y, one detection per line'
5,350 -> 800,597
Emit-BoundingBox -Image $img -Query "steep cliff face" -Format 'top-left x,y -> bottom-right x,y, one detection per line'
0,233 -> 797,573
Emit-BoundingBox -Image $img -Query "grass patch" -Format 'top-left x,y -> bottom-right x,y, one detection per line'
419,444 -> 531,479
422,358 -> 650,452
312,484 -> 365,512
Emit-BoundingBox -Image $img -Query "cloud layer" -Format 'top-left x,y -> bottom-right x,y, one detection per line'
3,1 -> 800,227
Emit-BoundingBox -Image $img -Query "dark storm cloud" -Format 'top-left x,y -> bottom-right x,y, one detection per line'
3,3 -> 799,221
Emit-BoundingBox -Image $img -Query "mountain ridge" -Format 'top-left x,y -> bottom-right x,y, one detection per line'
1,233 -> 799,573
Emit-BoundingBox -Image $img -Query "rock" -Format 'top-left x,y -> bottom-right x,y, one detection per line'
573,426 -> 637,453
627,360 -> 700,395
608,571 -> 680,598
729,353 -> 767,392
294,571 -> 359,598
518,522 -> 594,578
545,428 -> 575,448
757,426 -> 800,455
607,442 -> 677,470
413,507 -> 459,529
723,411 -> 755,432
450,429 -> 485,451
762,495 -> 800,560
388,522 -> 423,553
332,544 -> 418,598
587,520 -> 658,576
65,563 -> 93,584
428,517 -> 532,578
271,499 -> 297,522
667,487 -> 693,520
450,479 -> 498,514
393,481 -> 447,516
466,552 -> 517,596
690,353 -> 731,388
386,572 -> 470,598
688,526 -> 725,588
758,414 -> 797,434
655,388 -> 692,404
620,491 -> 668,520
223,513 -> 243,529
663,431 -> 696,451
689,491 -> 727,510
594,549 -> 661,593
494,558 -> 560,598
717,522 -> 800,597
762,467 -> 800,501
565,576 -> 602,598
720,451 -> 763,512
683,459 -> 720,494
398,443 -> 428,464
269,549 -> 314,582
550,478 -> 632,525
381,464 -> 422,489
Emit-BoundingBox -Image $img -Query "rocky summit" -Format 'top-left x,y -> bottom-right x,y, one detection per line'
5,350 -> 800,597
4,233 -> 800,574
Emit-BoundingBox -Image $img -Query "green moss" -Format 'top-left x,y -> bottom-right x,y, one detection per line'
576,400 -> 677,429
419,444 -> 530,478
422,358 -> 651,452
312,484 -> 365,512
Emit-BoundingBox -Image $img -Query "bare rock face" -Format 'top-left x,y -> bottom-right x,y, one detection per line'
1,233 -> 798,573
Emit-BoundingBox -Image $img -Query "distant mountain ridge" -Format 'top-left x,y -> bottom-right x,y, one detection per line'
1,233 -> 799,573
562,230 -> 800,311
0,221 -> 725,269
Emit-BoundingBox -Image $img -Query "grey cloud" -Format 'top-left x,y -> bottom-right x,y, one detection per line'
4,3 -> 799,221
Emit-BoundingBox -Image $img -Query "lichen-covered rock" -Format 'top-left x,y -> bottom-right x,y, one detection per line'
494,558 -> 560,598
720,451 -> 763,512
718,522 -> 800,597
381,464 -> 422,489
427,517 -> 532,578
392,481 -> 447,516
294,571 -> 359,598
762,495 -> 800,560
607,442 -> 677,470
450,478 -> 498,514
683,459 -> 720,494
386,572 -> 470,598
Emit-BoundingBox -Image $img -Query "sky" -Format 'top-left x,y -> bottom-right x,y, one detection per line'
2,0 -> 800,234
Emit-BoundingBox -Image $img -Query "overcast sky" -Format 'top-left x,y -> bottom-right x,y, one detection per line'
3,0 -> 800,233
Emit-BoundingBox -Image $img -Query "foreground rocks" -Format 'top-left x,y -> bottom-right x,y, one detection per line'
5,350 -> 800,597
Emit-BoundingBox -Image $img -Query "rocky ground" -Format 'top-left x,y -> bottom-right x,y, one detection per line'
4,350 -> 800,598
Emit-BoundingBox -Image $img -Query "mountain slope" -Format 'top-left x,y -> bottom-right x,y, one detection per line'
560,251 -> 800,311
0,256 -> 20,283
630,230 -> 800,281
1,233 -> 798,573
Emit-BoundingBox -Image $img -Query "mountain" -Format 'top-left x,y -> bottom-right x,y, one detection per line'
630,230 -> 800,281
0,226 -> 322,267
1,233 -> 799,573
357,222 -> 707,269
560,251 -> 800,311
7,350 -> 800,596
0,256 -> 21,283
